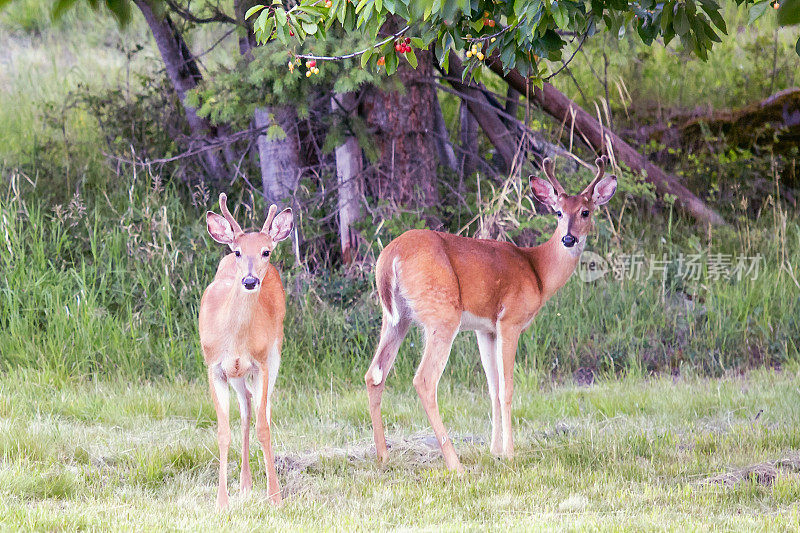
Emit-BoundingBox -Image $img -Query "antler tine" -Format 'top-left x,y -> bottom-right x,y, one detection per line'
261,204 -> 278,235
542,158 -> 566,195
582,155 -> 609,195
218,193 -> 244,237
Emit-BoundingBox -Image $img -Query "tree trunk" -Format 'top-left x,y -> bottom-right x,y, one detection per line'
459,100 -> 479,178
443,53 -> 518,173
486,55 -> 726,226
361,35 -> 440,208
233,0 -> 301,211
431,90 -> 458,172
331,93 -> 364,264
133,0 -> 229,183
504,86 -> 519,126
254,107 -> 301,207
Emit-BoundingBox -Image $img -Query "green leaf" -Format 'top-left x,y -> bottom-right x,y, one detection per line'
552,2 -> 569,29
267,124 -> 287,141
747,1 -> 769,24
777,0 -> 800,25
405,48 -> 418,68
245,4 -> 266,20
52,0 -> 79,20
385,50 -> 398,75
674,5 -> 690,35
699,1 -> 727,33
276,7 -> 288,25
301,21 -> 318,34
361,49 -> 372,68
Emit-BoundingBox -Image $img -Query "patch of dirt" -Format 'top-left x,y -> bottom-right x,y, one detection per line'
701,452 -> 800,487
274,433 -> 485,475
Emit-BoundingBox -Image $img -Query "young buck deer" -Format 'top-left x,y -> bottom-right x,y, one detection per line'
365,157 -> 617,472
199,193 -> 293,508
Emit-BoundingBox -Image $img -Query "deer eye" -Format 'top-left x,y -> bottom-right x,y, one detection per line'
262,250 -> 270,258
234,250 -> 241,257
582,210 -> 590,218
556,211 -> 562,218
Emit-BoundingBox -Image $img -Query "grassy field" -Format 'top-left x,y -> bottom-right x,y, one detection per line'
2,1 -> 800,530
2,367 -> 800,530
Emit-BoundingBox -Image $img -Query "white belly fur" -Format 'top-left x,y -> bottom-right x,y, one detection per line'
218,350 -> 256,379
459,311 -> 496,333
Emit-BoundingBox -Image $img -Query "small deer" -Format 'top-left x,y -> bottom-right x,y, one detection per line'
199,193 -> 293,508
365,157 -> 617,472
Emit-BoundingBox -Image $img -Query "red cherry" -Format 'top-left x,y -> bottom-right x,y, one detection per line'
395,43 -> 402,52
308,60 -> 317,67
405,37 -> 411,44
289,31 -> 294,36
405,45 -> 412,53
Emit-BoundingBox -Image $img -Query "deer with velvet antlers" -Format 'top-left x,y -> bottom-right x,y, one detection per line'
365,156 -> 617,472
199,194 -> 293,508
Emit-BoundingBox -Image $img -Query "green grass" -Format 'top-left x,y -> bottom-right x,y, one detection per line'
2,176 -> 797,384
1,367 -> 799,529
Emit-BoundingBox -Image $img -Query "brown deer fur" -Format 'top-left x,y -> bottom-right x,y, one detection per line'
365,157 -> 617,472
199,194 -> 292,508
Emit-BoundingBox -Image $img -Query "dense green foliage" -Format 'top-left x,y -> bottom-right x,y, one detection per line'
1,170 -> 797,384
249,0 -> 762,77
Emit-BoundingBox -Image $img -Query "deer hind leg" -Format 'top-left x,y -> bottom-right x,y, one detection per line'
229,376 -> 252,495
208,366 -> 231,509
253,348 -> 282,505
476,331 -> 502,456
365,314 -> 411,462
413,323 -> 464,473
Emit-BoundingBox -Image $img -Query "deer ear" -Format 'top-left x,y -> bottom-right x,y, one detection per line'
268,208 -> 293,242
530,176 -> 560,208
206,212 -> 235,244
592,175 -> 617,206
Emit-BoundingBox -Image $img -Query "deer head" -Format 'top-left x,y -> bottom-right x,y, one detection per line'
530,156 -> 617,252
206,194 -> 293,292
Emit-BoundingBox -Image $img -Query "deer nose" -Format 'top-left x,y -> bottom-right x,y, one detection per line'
562,234 -> 577,248
242,275 -> 260,291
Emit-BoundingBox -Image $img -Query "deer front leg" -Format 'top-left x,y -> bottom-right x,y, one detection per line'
230,377 -> 253,495
254,354 -> 282,505
476,331 -> 502,456
496,323 -> 522,459
209,366 -> 231,509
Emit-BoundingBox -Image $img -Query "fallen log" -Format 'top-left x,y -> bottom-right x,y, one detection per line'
485,56 -> 727,227
636,88 -> 800,151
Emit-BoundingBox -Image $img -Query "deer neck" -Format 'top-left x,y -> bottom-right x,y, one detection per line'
525,225 -> 583,301
219,284 -> 261,336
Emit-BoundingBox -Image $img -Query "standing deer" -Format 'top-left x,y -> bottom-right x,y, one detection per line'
365,157 -> 617,472
199,193 -> 293,508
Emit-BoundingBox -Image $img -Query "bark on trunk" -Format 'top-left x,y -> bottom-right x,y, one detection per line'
485,55 -> 727,226
254,107 -> 301,207
504,86 -> 519,127
431,91 -> 458,172
362,35 -> 440,207
331,93 -> 364,264
133,0 -> 229,183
